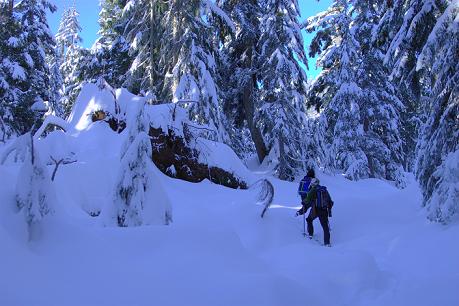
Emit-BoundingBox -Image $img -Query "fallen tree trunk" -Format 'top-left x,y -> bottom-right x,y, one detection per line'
149,127 -> 247,189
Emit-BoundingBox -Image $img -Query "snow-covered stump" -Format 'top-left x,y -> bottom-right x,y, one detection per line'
15,134 -> 55,241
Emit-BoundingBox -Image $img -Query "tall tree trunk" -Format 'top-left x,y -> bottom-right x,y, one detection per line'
149,0 -> 155,98
240,39 -> 268,164
243,76 -> 268,164
278,132 -> 287,179
9,0 -> 14,17
242,46 -> 268,163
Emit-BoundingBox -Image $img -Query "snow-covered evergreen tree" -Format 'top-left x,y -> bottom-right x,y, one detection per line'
122,0 -> 232,142
159,0 -> 233,142
15,133 -> 54,239
55,4 -> 82,58
217,0 -> 266,162
0,0 -> 56,137
415,2 -> 459,223
255,0 -> 309,180
55,4 -> 87,116
354,0 -> 406,186
121,0 -> 166,95
46,48 -> 64,117
306,1 -> 362,177
111,102 -> 172,227
54,6 -> 69,57
89,0 -> 131,88
0,1 -> 22,140
306,0 -> 406,186
373,0 -> 448,170
60,45 -> 89,116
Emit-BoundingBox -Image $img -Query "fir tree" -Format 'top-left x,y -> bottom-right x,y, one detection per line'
415,2 -> 459,223
0,0 -> 56,137
15,133 -> 54,239
256,0 -> 309,180
89,0 -> 131,88
354,0 -> 406,186
307,0 -> 406,186
46,48 -> 64,117
0,1 -> 23,140
373,0 -> 449,170
122,0 -> 167,95
56,4 -> 86,116
306,0 -> 361,177
112,102 -> 173,227
217,0 -> 267,162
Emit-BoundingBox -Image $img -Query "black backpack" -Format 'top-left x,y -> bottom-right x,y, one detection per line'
315,185 -> 333,210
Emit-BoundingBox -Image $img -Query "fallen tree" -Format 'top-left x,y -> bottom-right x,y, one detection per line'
149,126 -> 247,189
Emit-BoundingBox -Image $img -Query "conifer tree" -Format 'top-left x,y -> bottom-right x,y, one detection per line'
0,1 -> 23,140
56,4 -> 86,116
306,0 -> 406,186
415,2 -> 459,223
122,0 -> 167,95
46,48 -> 64,117
122,0 -> 232,141
306,0 -> 360,176
112,102 -> 173,227
217,0 -> 267,162
16,133 -> 54,239
0,0 -> 56,137
255,0 -> 309,180
89,0 -> 131,88
373,0 -> 448,170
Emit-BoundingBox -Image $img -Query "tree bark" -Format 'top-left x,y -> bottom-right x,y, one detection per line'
242,47 -> 268,164
243,76 -> 268,164
149,0 -> 155,97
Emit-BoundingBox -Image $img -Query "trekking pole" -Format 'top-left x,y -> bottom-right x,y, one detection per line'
303,210 -> 306,237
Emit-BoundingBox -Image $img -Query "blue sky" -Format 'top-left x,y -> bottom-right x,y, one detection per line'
47,0 -> 332,79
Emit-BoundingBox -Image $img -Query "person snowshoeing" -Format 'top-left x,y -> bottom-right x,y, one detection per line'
298,168 -> 315,201
296,177 -> 333,246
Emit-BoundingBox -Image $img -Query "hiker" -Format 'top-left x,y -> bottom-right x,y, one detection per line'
298,168 -> 315,202
296,178 -> 334,246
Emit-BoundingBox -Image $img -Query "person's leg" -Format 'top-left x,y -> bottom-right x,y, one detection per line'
306,209 -> 316,237
318,210 -> 330,245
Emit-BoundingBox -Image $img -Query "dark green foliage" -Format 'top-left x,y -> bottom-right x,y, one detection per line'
0,0 -> 56,137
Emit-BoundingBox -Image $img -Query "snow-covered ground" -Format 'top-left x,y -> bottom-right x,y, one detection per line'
1,137 -> 458,306
1,86 -> 458,306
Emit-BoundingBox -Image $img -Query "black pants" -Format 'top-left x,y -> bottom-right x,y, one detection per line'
307,208 -> 330,245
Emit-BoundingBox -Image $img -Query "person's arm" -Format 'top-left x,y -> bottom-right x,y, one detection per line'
296,186 -> 316,215
296,202 -> 310,215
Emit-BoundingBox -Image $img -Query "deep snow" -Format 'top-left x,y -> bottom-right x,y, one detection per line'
1,85 -> 458,306
1,134 -> 458,306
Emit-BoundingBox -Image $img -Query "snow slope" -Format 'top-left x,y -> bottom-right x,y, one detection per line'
1,152 -> 458,306
1,86 -> 458,306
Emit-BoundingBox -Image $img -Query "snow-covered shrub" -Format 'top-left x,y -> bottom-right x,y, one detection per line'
426,150 -> 459,224
109,102 -> 172,227
112,132 -> 172,227
15,134 -> 54,239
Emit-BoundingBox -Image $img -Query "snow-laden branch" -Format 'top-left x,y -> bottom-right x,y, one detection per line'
0,133 -> 30,165
203,0 -> 235,34
34,115 -> 68,139
49,155 -> 77,181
